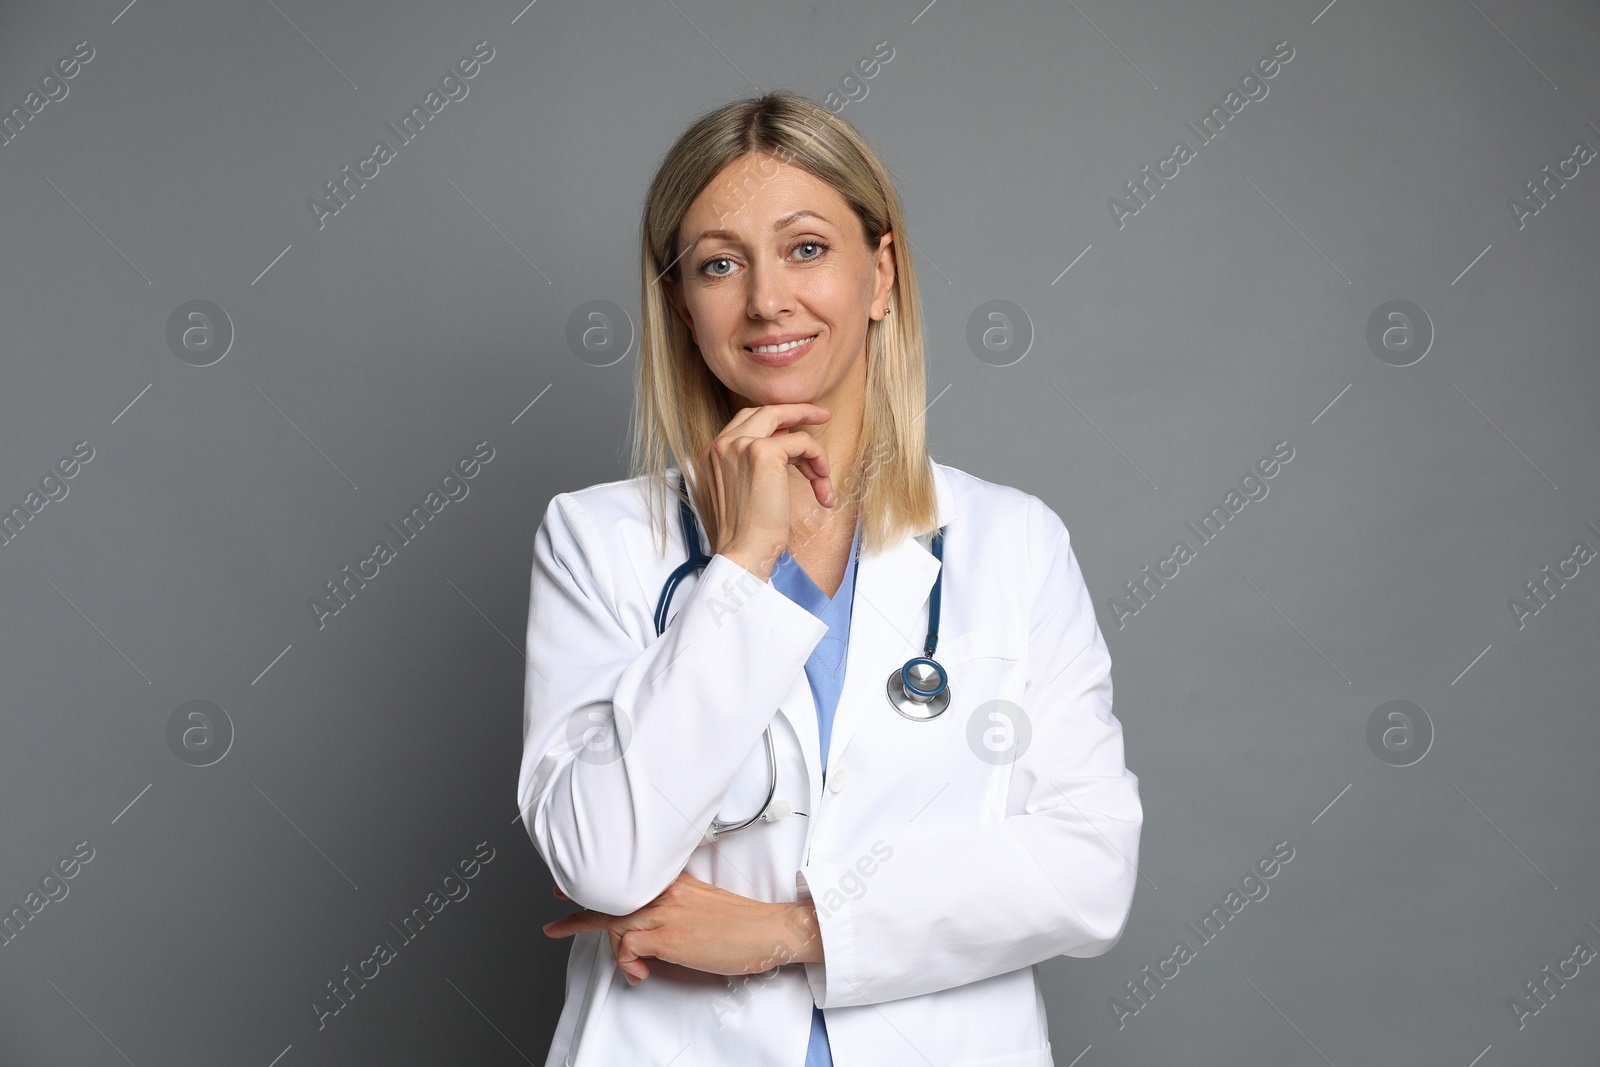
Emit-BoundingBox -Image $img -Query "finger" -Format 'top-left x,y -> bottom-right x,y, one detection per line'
714,404 -> 831,450
791,449 -> 827,478
543,910 -> 604,937
718,430 -> 829,509
552,885 -> 570,901
716,404 -> 838,476
611,929 -> 649,984
749,432 -> 834,508
615,929 -> 653,983
792,455 -> 836,509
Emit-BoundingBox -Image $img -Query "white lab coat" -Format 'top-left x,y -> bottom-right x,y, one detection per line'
518,461 -> 1142,1067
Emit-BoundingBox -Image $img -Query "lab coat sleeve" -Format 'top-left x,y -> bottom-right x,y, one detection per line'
795,493 -> 1143,1008
518,491 -> 830,917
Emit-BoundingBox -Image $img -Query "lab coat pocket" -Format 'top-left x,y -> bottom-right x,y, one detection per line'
938,627 -> 1026,817
850,627 -> 1023,833
936,625 -> 1020,668
940,1044 -> 1054,1067
931,625 -> 1024,735
941,626 -> 1028,767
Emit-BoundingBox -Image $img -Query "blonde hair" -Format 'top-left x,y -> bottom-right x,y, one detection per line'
628,89 -> 938,561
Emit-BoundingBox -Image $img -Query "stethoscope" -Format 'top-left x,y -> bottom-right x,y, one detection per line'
653,471 -> 952,842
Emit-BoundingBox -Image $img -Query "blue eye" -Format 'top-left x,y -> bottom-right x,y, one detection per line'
696,239 -> 830,277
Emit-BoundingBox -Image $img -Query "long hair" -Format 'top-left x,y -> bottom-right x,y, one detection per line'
628,89 -> 938,561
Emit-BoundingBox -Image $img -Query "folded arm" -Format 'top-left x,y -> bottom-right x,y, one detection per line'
518,491 -> 828,917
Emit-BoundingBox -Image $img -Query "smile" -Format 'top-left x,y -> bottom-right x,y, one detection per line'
744,333 -> 818,366
747,334 -> 818,354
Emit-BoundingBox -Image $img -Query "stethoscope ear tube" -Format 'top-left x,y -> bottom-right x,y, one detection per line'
655,473 -> 713,635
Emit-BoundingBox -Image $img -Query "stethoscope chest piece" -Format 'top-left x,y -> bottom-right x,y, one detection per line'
885,525 -> 954,721
886,656 -> 951,720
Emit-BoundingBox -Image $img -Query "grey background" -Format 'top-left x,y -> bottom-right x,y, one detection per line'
1,0 -> 1596,1064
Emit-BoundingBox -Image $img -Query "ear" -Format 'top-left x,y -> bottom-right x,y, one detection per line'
871,231 -> 896,320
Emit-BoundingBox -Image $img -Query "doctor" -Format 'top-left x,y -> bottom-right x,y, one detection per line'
520,89 -> 1143,1067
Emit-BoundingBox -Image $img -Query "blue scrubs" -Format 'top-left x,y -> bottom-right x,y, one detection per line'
768,515 -> 862,1067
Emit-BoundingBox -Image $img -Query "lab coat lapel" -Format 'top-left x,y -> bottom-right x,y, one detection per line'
820,464 -> 956,778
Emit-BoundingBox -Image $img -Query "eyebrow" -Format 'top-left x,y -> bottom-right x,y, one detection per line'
686,210 -> 833,249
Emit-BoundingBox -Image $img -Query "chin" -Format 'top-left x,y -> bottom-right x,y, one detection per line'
731,380 -> 821,408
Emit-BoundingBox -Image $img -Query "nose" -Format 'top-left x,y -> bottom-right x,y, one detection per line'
744,255 -> 793,321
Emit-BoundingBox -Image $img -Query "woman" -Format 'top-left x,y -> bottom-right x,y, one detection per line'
519,90 -> 1143,1067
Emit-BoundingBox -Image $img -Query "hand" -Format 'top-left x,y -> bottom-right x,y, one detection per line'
699,404 -> 835,581
541,873 -> 822,986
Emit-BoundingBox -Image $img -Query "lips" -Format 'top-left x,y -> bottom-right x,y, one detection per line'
744,332 -> 819,352
744,333 -> 819,367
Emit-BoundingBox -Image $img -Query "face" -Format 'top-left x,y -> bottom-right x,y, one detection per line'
663,152 -> 895,417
